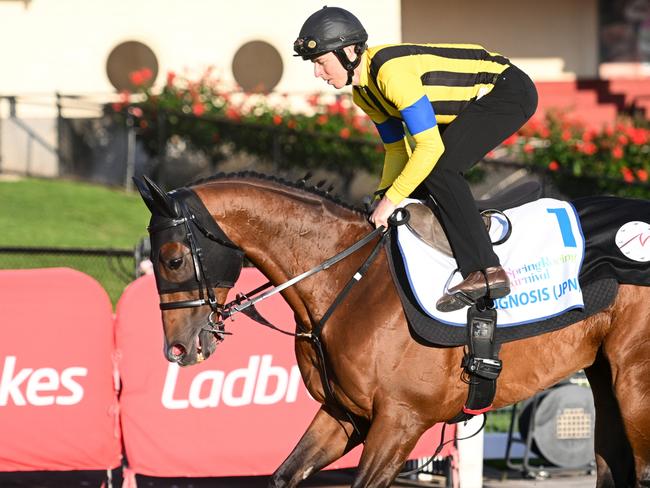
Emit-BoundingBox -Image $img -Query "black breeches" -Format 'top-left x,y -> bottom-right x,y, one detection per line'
420,65 -> 538,276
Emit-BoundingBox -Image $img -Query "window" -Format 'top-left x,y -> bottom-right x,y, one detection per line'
232,40 -> 283,93
106,41 -> 159,91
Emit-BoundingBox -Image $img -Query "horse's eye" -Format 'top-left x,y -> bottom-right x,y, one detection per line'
168,257 -> 184,270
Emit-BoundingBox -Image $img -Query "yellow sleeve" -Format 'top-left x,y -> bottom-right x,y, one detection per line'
385,126 -> 444,204
353,88 -> 409,197
377,140 -> 409,194
376,72 -> 445,204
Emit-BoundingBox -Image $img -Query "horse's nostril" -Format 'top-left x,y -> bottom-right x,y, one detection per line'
170,343 -> 186,359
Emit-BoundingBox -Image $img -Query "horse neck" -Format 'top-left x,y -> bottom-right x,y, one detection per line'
195,180 -> 370,326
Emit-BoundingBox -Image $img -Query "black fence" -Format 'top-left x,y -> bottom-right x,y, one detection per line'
57,102 -> 382,199
0,247 -> 136,306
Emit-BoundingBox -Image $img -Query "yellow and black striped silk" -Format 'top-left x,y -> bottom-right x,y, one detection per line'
353,43 -> 510,204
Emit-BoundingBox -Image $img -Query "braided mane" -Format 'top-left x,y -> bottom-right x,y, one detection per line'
190,171 -> 366,215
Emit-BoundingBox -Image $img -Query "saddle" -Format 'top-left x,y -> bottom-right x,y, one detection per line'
404,180 -> 541,256
388,182 -> 640,422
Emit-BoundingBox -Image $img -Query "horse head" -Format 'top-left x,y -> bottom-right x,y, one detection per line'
134,176 -> 245,366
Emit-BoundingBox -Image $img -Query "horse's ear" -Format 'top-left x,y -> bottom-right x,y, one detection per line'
132,177 -> 158,215
142,175 -> 178,218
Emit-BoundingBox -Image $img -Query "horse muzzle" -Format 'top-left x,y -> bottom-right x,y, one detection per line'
165,328 -> 219,366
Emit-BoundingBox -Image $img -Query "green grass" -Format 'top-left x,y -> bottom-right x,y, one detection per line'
486,406 -> 516,433
0,177 -> 150,247
0,177 -> 151,304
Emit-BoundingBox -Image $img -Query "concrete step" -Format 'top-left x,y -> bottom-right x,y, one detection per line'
534,104 -> 619,130
609,79 -> 650,107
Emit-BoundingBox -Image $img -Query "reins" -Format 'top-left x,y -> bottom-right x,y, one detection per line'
218,224 -> 389,436
218,225 -> 387,334
150,196 -> 474,472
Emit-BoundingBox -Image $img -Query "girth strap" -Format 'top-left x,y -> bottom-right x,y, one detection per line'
311,230 -> 388,435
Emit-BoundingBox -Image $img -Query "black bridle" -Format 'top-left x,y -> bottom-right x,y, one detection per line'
148,205 -> 241,314
143,183 -> 405,436
147,187 -> 393,347
145,188 -> 244,342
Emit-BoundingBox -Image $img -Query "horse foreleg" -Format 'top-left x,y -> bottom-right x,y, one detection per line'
585,348 -> 636,487
268,405 -> 366,488
351,410 -> 427,488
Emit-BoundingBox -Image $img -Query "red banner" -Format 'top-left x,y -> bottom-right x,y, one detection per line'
116,269 -> 455,477
0,268 -> 122,471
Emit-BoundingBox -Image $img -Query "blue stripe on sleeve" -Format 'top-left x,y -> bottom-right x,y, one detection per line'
375,118 -> 404,144
400,95 -> 437,135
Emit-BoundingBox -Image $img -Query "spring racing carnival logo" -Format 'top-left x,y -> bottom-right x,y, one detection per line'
161,354 -> 308,409
0,356 -> 88,407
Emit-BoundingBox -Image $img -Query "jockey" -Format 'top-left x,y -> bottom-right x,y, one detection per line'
294,6 -> 538,312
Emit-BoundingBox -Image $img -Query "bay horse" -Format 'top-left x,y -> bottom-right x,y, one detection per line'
135,172 -> 650,488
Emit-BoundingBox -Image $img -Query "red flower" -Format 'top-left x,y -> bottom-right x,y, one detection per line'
621,167 -> 635,183
328,100 -> 345,115
129,70 -> 145,86
582,130 -> 595,143
630,128 -> 648,145
287,119 -> 297,129
192,103 -> 205,116
339,127 -> 350,139
637,169 -> 649,182
561,129 -> 572,142
225,108 -> 240,121
523,143 -> 534,154
130,106 -> 143,118
166,71 -> 176,87
140,68 -> 153,83
501,133 -> 518,146
307,94 -> 319,107
617,134 -> 628,145
119,90 -> 130,103
578,141 -> 597,156
111,103 -> 123,112
352,115 -> 365,130
317,114 -> 329,125
520,119 -> 539,137
548,161 -> 560,171
273,114 -> 283,125
612,146 -> 624,159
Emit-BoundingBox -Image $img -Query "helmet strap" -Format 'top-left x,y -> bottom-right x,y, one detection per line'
333,44 -> 366,86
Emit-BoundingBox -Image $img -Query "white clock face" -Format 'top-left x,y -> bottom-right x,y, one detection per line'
615,221 -> 650,262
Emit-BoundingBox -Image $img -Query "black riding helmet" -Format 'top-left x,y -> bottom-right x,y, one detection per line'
294,6 -> 368,86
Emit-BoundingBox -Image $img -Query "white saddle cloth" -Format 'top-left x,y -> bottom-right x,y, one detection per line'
396,198 -> 585,327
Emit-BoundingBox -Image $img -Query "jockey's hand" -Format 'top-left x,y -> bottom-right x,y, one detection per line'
369,196 -> 396,229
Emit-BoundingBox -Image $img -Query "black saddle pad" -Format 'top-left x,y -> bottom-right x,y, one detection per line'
386,193 -> 650,346
574,195 -> 650,286
386,230 -> 619,347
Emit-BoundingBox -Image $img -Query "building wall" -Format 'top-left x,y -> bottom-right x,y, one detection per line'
0,0 -> 401,175
401,0 -> 599,80
0,0 -> 401,104
0,0 -> 604,176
